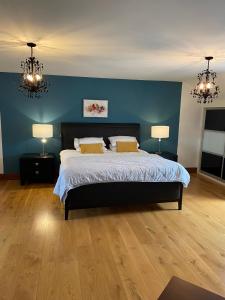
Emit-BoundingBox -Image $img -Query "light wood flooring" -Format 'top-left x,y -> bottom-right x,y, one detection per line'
0,175 -> 225,300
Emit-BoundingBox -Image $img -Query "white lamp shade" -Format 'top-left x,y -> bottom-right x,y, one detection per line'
32,124 -> 53,138
151,126 -> 169,138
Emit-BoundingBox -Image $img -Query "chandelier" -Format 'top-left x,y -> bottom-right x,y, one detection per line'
191,56 -> 219,104
19,42 -> 48,98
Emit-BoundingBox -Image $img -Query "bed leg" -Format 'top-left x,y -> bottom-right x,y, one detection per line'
178,199 -> 182,210
178,184 -> 183,210
65,209 -> 69,220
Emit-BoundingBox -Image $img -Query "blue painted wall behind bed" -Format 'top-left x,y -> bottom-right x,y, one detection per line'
0,72 -> 182,173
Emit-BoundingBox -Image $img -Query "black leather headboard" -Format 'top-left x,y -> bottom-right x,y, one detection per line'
61,122 -> 140,150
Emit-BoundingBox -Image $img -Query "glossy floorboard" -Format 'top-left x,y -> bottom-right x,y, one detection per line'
0,175 -> 225,300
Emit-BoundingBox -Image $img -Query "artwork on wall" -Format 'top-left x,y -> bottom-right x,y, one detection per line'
83,99 -> 108,118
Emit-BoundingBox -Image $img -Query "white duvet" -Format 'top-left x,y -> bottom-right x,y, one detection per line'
54,149 -> 190,202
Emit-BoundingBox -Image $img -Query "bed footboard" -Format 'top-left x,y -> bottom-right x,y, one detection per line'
64,182 -> 183,220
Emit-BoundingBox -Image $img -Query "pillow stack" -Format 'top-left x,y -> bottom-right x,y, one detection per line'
109,136 -> 139,152
73,136 -> 139,153
74,137 -> 106,153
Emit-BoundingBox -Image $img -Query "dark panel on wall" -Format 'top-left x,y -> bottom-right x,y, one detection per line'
201,152 -> 223,178
205,109 -> 225,131
0,72 -> 182,173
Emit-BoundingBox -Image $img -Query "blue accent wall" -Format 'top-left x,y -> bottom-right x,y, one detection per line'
0,72 -> 182,174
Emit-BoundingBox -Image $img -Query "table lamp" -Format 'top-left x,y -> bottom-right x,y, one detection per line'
151,126 -> 169,153
32,124 -> 53,156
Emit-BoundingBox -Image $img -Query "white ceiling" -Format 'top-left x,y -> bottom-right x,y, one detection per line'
1,0 -> 225,81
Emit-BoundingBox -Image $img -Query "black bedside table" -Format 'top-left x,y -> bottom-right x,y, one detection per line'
150,151 -> 178,162
20,153 -> 56,185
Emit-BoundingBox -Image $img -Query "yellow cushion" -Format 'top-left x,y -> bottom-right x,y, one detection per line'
80,143 -> 104,154
116,141 -> 138,152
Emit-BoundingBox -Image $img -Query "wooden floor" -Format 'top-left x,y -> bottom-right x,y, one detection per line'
0,175 -> 225,300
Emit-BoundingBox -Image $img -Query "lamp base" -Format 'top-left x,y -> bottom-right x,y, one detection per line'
40,152 -> 48,157
155,151 -> 162,155
158,138 -> 162,153
41,139 -> 48,157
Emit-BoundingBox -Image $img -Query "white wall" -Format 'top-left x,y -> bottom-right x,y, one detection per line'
178,73 -> 225,168
177,79 -> 202,167
0,114 -> 3,174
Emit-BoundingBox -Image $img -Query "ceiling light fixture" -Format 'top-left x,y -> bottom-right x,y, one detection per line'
19,42 -> 48,98
191,56 -> 220,104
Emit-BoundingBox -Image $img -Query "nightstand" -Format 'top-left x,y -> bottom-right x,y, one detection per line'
151,151 -> 178,162
20,153 -> 56,185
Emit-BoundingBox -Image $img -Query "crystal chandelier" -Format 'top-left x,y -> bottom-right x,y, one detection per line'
19,42 -> 48,98
191,56 -> 220,104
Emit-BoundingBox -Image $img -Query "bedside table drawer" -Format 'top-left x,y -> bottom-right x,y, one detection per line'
33,161 -> 41,167
29,171 -> 53,183
33,169 -> 41,176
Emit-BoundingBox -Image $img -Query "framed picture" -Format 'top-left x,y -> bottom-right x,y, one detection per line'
83,99 -> 108,118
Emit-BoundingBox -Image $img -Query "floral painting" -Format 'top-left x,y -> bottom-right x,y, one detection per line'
83,99 -> 108,118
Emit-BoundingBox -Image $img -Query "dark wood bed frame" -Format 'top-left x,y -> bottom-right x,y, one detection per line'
61,122 -> 183,220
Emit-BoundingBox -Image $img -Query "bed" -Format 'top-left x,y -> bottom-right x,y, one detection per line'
54,122 -> 190,220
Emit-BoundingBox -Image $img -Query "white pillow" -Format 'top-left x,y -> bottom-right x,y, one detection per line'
74,137 -> 106,151
109,145 -> 141,152
74,138 -> 80,149
108,136 -> 139,147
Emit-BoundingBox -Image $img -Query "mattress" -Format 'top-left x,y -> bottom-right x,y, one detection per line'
54,149 -> 190,202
